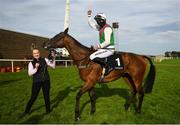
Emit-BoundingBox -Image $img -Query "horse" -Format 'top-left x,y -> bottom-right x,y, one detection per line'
43,28 -> 156,121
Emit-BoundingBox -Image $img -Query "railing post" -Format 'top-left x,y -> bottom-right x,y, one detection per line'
11,60 -> 14,72
65,61 -> 67,68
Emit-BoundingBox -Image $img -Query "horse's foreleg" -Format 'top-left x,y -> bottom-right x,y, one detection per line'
75,90 -> 82,121
88,87 -> 96,114
75,83 -> 93,121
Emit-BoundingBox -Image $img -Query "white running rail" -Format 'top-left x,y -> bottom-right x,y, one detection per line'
0,59 -> 73,72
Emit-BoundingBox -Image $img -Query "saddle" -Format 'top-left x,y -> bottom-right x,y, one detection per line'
93,52 -> 124,76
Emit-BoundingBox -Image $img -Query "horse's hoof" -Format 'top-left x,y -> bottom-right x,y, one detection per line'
135,109 -> 141,114
90,110 -> 95,115
75,116 -> 81,121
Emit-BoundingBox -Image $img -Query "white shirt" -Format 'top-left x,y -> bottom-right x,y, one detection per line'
28,58 -> 55,76
88,16 -> 100,31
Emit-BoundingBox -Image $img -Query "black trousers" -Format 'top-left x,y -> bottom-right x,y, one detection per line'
25,80 -> 50,113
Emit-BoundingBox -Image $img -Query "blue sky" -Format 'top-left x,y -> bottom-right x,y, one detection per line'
0,0 -> 180,55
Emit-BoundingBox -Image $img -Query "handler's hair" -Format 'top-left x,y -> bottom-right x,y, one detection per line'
32,48 -> 40,53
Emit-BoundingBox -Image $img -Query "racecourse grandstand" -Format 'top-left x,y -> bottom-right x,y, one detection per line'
0,28 -> 49,59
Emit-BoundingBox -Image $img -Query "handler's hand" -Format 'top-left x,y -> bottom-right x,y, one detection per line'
51,51 -> 56,58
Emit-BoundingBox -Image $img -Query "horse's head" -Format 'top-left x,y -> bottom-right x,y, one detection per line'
43,28 -> 69,50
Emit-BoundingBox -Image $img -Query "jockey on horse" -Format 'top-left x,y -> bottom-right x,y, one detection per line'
87,10 -> 117,77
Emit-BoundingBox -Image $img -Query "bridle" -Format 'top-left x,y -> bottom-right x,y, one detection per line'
49,33 -> 94,69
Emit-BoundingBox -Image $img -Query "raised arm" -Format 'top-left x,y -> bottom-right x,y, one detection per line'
87,10 -> 100,31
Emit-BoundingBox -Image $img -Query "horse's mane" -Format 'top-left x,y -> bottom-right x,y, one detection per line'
67,34 -> 93,53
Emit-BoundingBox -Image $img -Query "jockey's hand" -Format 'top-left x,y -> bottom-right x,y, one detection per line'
93,44 -> 100,50
87,10 -> 92,17
90,45 -> 94,51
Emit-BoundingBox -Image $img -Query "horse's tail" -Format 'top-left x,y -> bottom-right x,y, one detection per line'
143,56 -> 156,93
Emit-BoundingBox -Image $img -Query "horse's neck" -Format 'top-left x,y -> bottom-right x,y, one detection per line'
64,35 -> 91,62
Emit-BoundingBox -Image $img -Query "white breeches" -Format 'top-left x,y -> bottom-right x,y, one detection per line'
90,49 -> 114,60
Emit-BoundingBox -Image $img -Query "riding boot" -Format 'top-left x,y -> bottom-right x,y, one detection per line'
92,58 -> 112,79
105,61 -> 114,75
104,65 -> 112,75
100,65 -> 113,81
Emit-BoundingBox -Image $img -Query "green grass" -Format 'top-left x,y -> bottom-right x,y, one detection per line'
0,59 -> 180,124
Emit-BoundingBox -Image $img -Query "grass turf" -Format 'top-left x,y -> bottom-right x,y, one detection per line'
0,59 -> 180,124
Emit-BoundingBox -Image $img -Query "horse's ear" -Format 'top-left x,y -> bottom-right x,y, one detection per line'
64,28 -> 69,34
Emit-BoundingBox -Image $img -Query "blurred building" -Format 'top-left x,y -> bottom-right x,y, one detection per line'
0,29 -> 49,59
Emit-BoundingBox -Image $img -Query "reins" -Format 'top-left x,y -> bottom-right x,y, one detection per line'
73,53 -> 93,69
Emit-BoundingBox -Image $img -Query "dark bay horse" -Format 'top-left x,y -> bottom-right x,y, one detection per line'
44,28 -> 156,121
